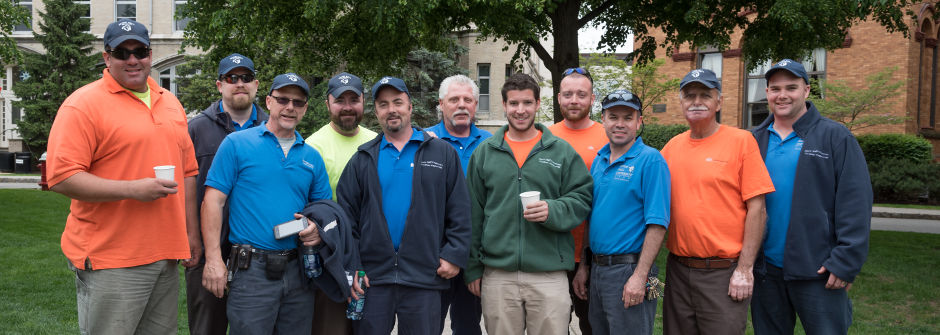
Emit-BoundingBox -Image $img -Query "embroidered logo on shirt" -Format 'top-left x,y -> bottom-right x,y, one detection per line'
323,220 -> 337,232
803,149 -> 830,159
614,164 -> 635,181
302,159 -> 315,169
538,158 -> 562,169
420,160 -> 444,169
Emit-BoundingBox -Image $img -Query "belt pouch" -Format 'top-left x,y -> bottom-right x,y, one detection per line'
265,254 -> 288,280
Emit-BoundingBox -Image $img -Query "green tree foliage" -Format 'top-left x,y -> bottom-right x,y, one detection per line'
12,0 -> 97,153
810,66 -> 907,131
583,55 -> 679,121
181,0 -> 915,123
0,1 -> 29,64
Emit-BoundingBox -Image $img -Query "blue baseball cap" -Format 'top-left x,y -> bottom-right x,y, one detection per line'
104,19 -> 150,49
601,89 -> 642,113
269,73 -> 310,97
327,72 -> 363,98
371,76 -> 411,101
218,53 -> 255,76
765,59 -> 809,84
679,69 -> 721,92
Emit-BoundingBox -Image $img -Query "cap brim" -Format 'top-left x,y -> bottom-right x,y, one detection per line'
328,86 -> 363,98
219,65 -> 255,76
602,100 -> 641,111
107,35 -> 149,49
270,83 -> 309,96
372,84 -> 409,99
764,68 -> 808,83
680,79 -> 719,90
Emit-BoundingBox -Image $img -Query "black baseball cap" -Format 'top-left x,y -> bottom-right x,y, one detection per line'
327,72 -> 363,98
104,19 -> 150,49
371,76 -> 410,101
270,73 -> 310,97
218,53 -> 255,76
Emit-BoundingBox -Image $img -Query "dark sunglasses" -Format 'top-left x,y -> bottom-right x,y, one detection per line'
602,91 -> 642,110
269,94 -> 307,108
562,67 -> 593,83
220,73 -> 255,84
107,47 -> 151,60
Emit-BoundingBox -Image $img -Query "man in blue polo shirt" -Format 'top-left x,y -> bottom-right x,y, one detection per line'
336,76 -> 470,335
425,74 -> 490,335
750,60 -> 872,334
571,89 -> 670,335
201,73 -> 332,335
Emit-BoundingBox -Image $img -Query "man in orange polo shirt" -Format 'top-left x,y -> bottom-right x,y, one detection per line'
549,67 -> 607,335
46,19 -> 198,335
660,69 -> 774,335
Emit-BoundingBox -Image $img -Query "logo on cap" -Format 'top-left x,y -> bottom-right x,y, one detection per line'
778,60 -> 790,67
339,75 -> 350,85
287,74 -> 299,82
381,77 -> 390,84
691,70 -> 702,78
229,55 -> 242,64
119,21 -> 134,31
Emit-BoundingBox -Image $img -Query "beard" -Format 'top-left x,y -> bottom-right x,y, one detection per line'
563,105 -> 590,122
226,93 -> 254,111
331,111 -> 362,132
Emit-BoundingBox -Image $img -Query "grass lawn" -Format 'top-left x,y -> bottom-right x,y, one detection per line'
2,189 -> 938,334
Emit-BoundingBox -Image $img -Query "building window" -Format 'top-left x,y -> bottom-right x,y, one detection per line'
697,47 -> 722,79
743,48 -> 826,128
11,105 -> 22,124
174,0 -> 191,32
477,63 -> 490,114
160,66 -> 179,96
13,1 -> 32,33
505,64 -> 512,79
116,0 -> 136,22
74,0 -> 91,31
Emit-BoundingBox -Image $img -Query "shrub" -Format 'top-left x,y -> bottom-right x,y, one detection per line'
641,123 -> 689,150
870,159 -> 940,205
856,133 -> 933,164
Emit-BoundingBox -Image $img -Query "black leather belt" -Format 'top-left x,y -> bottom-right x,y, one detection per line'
240,245 -> 298,261
593,253 -> 639,266
670,253 -> 736,269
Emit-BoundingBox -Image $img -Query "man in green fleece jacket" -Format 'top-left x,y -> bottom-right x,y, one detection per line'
465,73 -> 593,334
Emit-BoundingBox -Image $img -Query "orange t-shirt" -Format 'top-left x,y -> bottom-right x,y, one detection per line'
46,69 -> 199,270
549,121 -> 607,262
660,125 -> 775,259
504,131 -> 542,167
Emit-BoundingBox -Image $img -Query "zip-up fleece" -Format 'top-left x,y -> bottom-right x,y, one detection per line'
336,128 -> 471,290
465,124 -> 593,283
751,101 -> 872,282
188,100 -> 268,260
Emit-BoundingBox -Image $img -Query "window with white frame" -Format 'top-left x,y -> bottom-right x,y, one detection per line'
744,48 -> 826,128
174,0 -> 192,32
74,0 -> 90,31
13,1 -> 32,33
160,66 -> 179,96
477,63 -> 490,114
697,46 -> 723,80
116,0 -> 136,22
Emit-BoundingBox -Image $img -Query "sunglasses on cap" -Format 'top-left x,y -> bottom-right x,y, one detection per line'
562,67 -> 593,83
106,47 -> 151,60
220,73 -> 255,84
269,94 -> 307,108
602,91 -> 642,109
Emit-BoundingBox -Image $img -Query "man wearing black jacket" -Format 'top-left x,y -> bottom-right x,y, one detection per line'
185,53 -> 267,335
750,59 -> 872,334
336,76 -> 471,335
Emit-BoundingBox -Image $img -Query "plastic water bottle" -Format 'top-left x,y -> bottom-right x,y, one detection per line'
299,242 -> 322,278
346,270 -> 367,320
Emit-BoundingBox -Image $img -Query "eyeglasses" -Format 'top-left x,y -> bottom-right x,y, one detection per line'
602,91 -> 642,110
106,47 -> 151,60
269,94 -> 307,108
220,73 -> 255,84
562,67 -> 593,83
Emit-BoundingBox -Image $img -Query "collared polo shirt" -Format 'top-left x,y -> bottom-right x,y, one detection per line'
377,127 -> 424,250
205,122 -> 332,250
219,103 -> 258,131
588,137 -> 671,255
425,122 -> 492,175
763,124 -> 802,267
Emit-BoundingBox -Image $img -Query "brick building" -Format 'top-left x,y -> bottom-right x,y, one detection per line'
646,3 -> 940,159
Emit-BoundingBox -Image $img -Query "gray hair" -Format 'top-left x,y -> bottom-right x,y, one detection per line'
438,74 -> 480,100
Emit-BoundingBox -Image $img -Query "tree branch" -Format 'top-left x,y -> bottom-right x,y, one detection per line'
578,0 -> 617,28
526,38 -> 556,72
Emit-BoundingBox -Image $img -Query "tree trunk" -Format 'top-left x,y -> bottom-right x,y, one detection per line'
549,0 -> 582,123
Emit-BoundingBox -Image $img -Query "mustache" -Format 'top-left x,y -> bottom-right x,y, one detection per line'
453,108 -> 471,117
687,106 -> 709,111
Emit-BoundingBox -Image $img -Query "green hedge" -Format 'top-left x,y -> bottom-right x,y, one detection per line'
870,159 -> 940,205
641,123 -> 689,150
857,133 -> 933,164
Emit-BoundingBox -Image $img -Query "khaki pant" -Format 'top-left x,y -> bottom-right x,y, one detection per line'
480,267 -> 571,335
663,254 -> 749,335
72,260 -> 179,335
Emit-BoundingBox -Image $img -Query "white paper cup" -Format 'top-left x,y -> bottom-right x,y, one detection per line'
520,191 -> 541,209
154,165 -> 175,181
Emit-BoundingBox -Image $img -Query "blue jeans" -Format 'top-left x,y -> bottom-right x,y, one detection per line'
227,254 -> 315,335
588,262 -> 657,335
752,264 -> 853,335
354,284 -> 441,335
439,270 -> 482,335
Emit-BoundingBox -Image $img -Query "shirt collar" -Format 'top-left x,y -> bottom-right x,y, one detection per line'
380,127 -> 424,147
